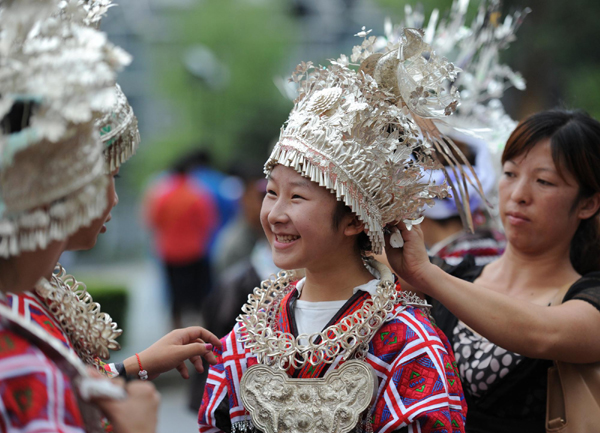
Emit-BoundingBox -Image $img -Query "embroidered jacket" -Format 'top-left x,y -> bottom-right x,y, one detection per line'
6,292 -> 75,352
3,292 -> 119,433
0,301 -> 86,433
198,287 -> 467,433
6,292 -> 120,379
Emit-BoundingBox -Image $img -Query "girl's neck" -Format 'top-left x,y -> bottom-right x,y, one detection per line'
483,242 -> 579,294
300,252 -> 374,302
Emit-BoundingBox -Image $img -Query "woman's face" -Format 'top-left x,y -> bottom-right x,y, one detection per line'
260,165 -> 358,271
499,138 -> 594,254
65,168 -> 119,251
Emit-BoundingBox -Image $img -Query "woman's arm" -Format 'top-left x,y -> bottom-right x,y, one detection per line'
385,223 -> 600,363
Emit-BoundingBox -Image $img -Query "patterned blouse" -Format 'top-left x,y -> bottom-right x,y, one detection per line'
0,299 -> 86,433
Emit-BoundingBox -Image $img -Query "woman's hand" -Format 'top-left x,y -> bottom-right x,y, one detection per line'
384,222 -> 433,291
94,379 -> 160,433
124,326 -> 222,380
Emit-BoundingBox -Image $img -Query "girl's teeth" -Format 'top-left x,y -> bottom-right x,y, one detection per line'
277,235 -> 299,243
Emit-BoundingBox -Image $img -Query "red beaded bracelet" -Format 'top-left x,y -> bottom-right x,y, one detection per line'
136,353 -> 148,380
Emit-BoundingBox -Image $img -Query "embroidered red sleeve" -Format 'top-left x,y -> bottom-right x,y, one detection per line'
0,329 -> 86,432
6,293 -> 73,351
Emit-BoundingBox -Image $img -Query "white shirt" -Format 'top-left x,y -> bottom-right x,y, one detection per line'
294,278 -> 379,344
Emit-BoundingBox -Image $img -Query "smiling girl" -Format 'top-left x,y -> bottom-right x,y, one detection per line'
197,28 -> 479,433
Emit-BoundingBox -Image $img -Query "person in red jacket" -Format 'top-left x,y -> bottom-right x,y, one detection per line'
145,155 -> 218,329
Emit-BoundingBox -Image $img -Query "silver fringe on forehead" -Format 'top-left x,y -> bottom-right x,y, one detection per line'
98,84 -> 141,172
266,27 -> 486,254
61,2 -> 141,172
0,175 -> 108,257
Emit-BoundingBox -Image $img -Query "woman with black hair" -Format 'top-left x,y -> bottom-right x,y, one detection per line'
388,109 -> 600,433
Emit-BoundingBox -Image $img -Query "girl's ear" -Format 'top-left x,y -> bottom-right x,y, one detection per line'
577,192 -> 600,220
343,214 -> 366,237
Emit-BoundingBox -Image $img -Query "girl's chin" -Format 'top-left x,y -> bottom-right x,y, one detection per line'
272,254 -> 303,271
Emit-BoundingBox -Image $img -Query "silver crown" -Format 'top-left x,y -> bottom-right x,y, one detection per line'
266,28 -> 484,254
393,0 -> 530,156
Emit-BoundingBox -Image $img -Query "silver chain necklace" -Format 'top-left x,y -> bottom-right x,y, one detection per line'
236,259 -> 428,370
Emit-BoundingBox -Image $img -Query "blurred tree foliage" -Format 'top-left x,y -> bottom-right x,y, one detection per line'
136,0 -> 295,180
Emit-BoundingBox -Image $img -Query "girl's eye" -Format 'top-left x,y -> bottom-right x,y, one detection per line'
292,194 -> 304,199
267,189 -> 277,196
503,171 -> 515,178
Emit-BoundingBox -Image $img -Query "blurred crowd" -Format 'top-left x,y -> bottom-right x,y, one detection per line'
142,150 -> 275,330
142,148 -> 281,411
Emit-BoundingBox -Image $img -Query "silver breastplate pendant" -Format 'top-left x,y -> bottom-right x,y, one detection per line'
240,360 -> 377,433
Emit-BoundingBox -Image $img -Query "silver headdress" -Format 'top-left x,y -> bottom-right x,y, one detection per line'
266,28 -> 484,254
65,0 -> 116,28
385,0 -> 529,221
0,0 -> 131,257
396,0 -> 530,157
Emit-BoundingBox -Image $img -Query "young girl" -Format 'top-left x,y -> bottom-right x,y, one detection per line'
0,2 -> 217,431
0,5 -> 159,430
199,28 -> 478,433
5,82 -> 220,383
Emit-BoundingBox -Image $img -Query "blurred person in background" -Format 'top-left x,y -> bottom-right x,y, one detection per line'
189,162 -> 277,411
188,148 -> 242,256
144,153 -> 218,329
211,160 -> 270,280
422,133 -> 506,266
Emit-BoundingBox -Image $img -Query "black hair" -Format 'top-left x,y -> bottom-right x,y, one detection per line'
332,200 -> 372,253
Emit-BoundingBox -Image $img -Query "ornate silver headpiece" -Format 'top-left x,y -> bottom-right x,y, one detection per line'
266,28 -> 484,254
0,0 -> 131,257
384,0 -> 529,221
